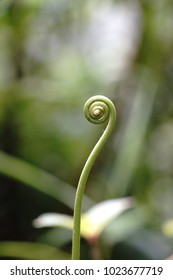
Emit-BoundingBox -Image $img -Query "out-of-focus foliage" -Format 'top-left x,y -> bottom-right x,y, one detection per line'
0,0 -> 173,259
0,241 -> 70,259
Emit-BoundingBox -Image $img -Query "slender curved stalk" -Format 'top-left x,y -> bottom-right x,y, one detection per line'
72,95 -> 116,260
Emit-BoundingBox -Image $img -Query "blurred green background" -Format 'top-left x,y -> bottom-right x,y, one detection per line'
0,0 -> 173,260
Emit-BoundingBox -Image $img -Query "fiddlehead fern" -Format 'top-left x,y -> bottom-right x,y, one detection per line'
72,95 -> 116,260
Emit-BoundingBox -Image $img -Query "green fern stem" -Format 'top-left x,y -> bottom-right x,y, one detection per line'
72,95 -> 116,260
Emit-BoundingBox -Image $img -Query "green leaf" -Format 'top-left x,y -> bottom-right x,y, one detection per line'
0,242 -> 70,260
101,207 -> 149,245
0,150 -> 93,210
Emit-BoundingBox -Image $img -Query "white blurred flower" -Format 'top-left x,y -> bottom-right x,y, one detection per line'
33,197 -> 134,241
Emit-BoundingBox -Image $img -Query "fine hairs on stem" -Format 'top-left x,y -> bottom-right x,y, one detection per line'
72,95 -> 116,260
